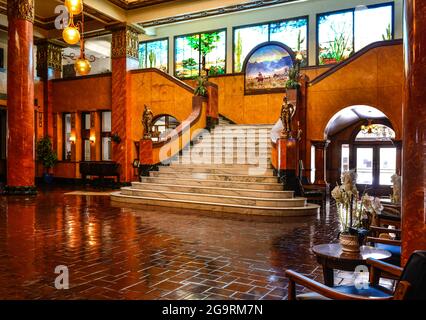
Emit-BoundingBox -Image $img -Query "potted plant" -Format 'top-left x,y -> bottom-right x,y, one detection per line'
332,170 -> 383,252
111,133 -> 121,144
36,137 -> 58,184
285,66 -> 300,102
194,75 -> 208,97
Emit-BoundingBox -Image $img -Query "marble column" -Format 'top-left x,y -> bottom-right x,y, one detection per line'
311,140 -> 329,186
110,24 -> 140,182
35,40 -> 63,138
7,0 -> 35,187
401,0 -> 426,265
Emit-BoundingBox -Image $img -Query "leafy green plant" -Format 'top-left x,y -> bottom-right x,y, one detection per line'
285,66 -> 301,89
382,23 -> 392,41
36,137 -> 58,171
194,76 -> 208,97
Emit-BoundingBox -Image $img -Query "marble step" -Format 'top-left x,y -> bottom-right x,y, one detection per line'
158,166 -> 275,176
188,144 -> 271,150
149,171 -> 278,183
192,142 -> 269,147
131,182 -> 292,198
140,176 -> 283,190
111,192 -> 319,217
215,125 -> 273,129
121,187 -> 306,208
170,163 -> 274,169
200,136 -> 270,141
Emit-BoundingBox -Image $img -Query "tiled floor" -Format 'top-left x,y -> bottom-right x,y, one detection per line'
0,187 -> 346,300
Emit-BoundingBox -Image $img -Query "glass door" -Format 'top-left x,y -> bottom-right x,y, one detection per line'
356,147 -> 374,185
354,146 -> 397,189
379,147 -> 397,186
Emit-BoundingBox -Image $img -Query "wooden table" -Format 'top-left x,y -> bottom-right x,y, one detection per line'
312,244 -> 392,287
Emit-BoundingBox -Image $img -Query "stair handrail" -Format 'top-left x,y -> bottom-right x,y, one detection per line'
309,39 -> 402,86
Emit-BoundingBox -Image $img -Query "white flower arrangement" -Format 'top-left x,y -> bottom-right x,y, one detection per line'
332,170 -> 382,233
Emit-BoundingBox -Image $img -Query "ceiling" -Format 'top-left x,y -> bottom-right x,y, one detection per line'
0,0 -> 119,34
107,0 -> 180,10
325,105 -> 389,137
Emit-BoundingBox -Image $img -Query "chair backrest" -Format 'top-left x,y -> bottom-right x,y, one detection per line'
399,250 -> 426,300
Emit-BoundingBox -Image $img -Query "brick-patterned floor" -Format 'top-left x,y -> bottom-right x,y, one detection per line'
0,187 -> 346,300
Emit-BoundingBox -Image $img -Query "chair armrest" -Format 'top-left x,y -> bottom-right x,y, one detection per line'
370,226 -> 401,234
285,270 -> 392,300
367,258 -> 403,285
367,236 -> 401,246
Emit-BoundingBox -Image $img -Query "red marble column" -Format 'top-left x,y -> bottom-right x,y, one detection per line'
110,25 -> 140,182
7,0 -> 35,187
401,0 -> 426,265
311,140 -> 330,185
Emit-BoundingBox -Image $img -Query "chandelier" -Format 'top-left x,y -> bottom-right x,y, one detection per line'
360,119 -> 380,134
62,0 -> 93,76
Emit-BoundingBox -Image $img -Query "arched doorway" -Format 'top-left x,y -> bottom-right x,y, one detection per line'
150,114 -> 180,142
324,105 -> 400,196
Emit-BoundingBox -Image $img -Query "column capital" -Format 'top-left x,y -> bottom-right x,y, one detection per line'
35,40 -> 64,79
7,0 -> 34,23
311,140 -> 330,149
109,24 -> 141,60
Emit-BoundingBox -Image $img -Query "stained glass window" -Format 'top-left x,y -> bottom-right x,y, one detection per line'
318,10 -> 354,65
234,24 -> 269,73
270,18 -> 308,65
139,39 -> 169,72
318,4 -> 393,65
175,30 -> 226,78
354,5 -> 393,51
234,17 -> 308,72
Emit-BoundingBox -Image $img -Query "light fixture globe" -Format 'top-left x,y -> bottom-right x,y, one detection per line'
74,57 -> 91,76
65,0 -> 83,15
63,26 -> 80,45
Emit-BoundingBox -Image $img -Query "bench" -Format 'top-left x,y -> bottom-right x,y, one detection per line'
80,161 -> 121,184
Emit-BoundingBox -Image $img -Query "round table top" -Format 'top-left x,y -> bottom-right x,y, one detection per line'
312,244 -> 392,263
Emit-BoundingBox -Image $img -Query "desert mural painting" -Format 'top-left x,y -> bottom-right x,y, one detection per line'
245,43 -> 294,93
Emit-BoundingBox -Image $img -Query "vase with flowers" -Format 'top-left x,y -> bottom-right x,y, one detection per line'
332,170 -> 383,252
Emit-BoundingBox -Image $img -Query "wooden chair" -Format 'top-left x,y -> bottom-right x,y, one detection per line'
367,226 -> 401,267
376,206 -> 401,229
286,250 -> 426,300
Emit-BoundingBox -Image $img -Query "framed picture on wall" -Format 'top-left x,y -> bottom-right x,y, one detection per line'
243,41 -> 295,95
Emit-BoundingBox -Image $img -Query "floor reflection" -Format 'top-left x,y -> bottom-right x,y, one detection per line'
0,188 -> 340,300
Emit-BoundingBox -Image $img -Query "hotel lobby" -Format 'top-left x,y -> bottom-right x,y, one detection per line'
0,0 -> 425,302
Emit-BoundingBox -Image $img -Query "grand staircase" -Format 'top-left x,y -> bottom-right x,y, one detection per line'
111,118 -> 320,216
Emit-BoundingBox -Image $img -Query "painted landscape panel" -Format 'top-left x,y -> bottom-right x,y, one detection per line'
245,44 -> 293,93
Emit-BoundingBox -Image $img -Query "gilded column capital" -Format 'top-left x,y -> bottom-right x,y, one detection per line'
7,0 -> 34,23
36,40 -> 64,78
110,25 -> 140,60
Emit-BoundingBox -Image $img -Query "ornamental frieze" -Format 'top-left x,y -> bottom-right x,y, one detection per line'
7,0 -> 34,23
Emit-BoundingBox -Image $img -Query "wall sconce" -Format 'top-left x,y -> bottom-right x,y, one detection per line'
89,135 -> 96,144
69,135 -> 76,144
